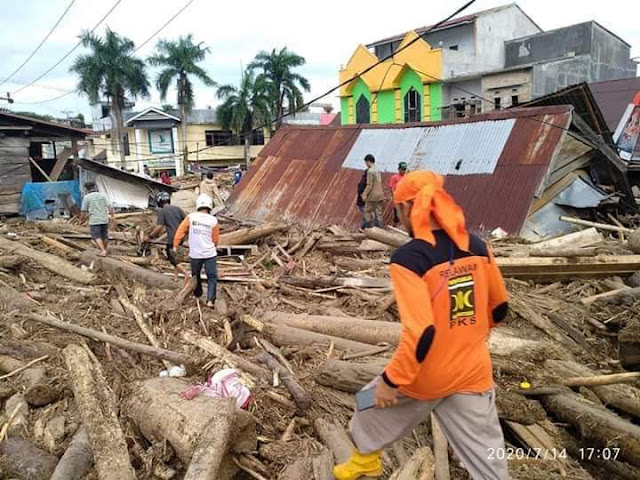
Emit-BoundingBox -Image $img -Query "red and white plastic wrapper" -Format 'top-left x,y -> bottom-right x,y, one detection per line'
180,368 -> 252,409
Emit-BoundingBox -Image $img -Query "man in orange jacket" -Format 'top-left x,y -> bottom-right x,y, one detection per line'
334,171 -> 510,480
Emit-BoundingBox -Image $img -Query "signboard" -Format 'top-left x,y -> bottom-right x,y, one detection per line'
148,129 -> 174,154
614,92 -> 640,162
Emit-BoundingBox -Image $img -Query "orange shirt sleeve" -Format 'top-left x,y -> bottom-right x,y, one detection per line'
173,217 -> 190,250
212,224 -> 220,245
384,263 -> 435,387
486,246 -> 508,327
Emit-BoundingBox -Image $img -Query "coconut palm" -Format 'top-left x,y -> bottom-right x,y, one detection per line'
216,70 -> 271,167
148,35 -> 215,162
249,47 -> 310,129
71,28 -> 149,168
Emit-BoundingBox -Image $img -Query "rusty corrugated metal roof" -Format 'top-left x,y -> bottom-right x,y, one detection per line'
228,106 -> 573,234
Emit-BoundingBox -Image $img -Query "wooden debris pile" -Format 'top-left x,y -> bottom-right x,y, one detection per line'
1,210 -> 640,479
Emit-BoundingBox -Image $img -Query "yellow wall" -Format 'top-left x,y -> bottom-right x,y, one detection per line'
339,31 -> 442,97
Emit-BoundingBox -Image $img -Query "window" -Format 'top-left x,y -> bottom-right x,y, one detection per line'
454,103 -> 466,118
494,97 -> 501,109
404,87 -> 422,123
101,105 -> 109,118
205,130 -> 233,147
239,130 -> 265,146
449,45 -> 459,51
122,134 -> 130,156
355,95 -> 370,124
511,95 -> 519,106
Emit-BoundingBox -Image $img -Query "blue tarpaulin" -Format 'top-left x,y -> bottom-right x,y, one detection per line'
20,180 -> 81,220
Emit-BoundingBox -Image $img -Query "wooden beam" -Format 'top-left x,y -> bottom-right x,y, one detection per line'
28,156 -> 52,182
49,146 -> 75,182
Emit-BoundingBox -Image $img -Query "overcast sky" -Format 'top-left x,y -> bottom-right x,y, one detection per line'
1,0 -> 638,122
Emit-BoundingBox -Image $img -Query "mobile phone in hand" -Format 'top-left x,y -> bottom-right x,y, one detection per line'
355,388 -> 376,411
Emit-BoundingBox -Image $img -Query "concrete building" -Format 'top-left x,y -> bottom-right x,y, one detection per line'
88,106 -> 269,175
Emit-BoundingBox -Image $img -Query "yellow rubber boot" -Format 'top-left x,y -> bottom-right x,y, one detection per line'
333,449 -> 383,480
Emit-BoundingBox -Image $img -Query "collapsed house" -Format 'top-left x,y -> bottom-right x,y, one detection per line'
229,105 -> 628,240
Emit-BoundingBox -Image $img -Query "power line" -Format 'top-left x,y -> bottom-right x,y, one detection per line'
14,0 -> 195,106
0,0 -> 77,88
11,0 -> 123,96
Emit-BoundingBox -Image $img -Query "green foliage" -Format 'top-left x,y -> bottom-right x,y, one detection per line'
249,47 -> 310,127
148,35 -> 215,113
216,69 -> 270,139
70,28 -> 150,107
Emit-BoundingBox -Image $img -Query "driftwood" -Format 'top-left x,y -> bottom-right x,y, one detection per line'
184,398 -> 236,480
312,447 -> 334,480
580,287 -> 632,305
0,284 -> 35,310
0,236 -> 95,284
528,247 -> 597,257
430,414 -> 450,480
281,275 -> 390,290
278,457 -> 314,480
219,223 -> 288,246
266,323 -> 378,355
0,254 -> 24,269
127,378 -> 256,466
80,251 -> 176,289
0,437 -> 58,480
51,428 -> 93,480
40,235 -> 75,254
542,391 -> 640,466
496,255 -> 640,280
314,418 -> 353,464
562,371 -> 640,387
181,330 -> 268,380
530,228 -> 603,250
559,216 -> 633,234
29,313 -> 190,368
314,359 -> 384,393
256,351 -> 312,410
546,360 -> 640,418
64,344 -> 135,480
389,447 -> 434,480
364,227 -> 410,248
0,355 -> 58,406
263,312 -> 400,346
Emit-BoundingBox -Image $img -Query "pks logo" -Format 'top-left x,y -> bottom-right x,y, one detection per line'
448,274 -> 476,328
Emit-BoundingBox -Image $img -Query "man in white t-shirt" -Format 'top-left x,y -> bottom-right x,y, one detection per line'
173,194 -> 220,308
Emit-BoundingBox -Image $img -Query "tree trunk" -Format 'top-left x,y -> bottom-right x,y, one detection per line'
0,236 -> 96,284
266,323 -> 377,355
314,359 -> 384,393
184,398 -> 236,480
388,447 -> 435,480
542,391 -> 640,466
63,344 -> 135,480
278,457 -> 314,480
181,100 -> 189,166
255,351 -> 311,410
112,100 -> 126,169
51,428 -> 94,480
0,437 -> 58,480
313,418 -> 353,464
127,378 -> 256,464
264,311 -> 400,346
312,447 -> 334,480
219,223 -> 289,246
244,133 -> 250,169
0,255 -> 24,269
364,227 -> 410,248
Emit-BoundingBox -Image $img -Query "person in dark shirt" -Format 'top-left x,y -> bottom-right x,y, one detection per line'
144,192 -> 188,281
356,169 -> 367,227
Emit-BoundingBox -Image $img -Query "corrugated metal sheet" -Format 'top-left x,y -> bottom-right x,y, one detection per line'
228,106 -> 573,234
343,129 -> 424,172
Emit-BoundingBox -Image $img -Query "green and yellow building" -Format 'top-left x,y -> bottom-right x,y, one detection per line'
339,31 -> 443,125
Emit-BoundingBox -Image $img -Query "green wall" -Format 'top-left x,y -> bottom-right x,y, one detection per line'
429,83 -> 442,121
340,97 -> 350,125
352,78 -> 371,102
376,90 -> 395,124
399,68 -> 424,121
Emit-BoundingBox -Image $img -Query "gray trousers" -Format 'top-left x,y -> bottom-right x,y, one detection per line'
350,379 -> 509,480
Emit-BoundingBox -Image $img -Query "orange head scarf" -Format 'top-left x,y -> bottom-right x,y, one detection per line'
393,171 -> 469,251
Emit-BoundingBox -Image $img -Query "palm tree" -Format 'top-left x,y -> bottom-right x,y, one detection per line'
216,70 -> 270,167
249,47 -> 310,129
148,35 -> 215,163
71,29 -> 149,168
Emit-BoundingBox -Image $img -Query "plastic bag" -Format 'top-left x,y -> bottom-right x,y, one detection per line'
180,368 -> 251,409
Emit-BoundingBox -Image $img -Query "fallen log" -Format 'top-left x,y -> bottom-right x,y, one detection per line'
0,437 -> 58,480
29,313 -> 190,368
430,414 -> 450,480
51,428 -> 93,480
0,255 -> 24,269
219,223 -> 288,246
314,359 -> 384,393
334,256 -> 384,272
184,398 -> 236,480
280,275 -> 391,290
580,287 -> 632,305
127,377 -> 256,474
263,312 -> 400,346
559,216 -> 633,234
546,360 -> 640,418
388,447 -> 434,480
530,227 -> 603,250
266,323 -> 379,355
0,355 -> 58,407
79,251 -> 176,289
312,447 -> 334,480
0,284 -> 37,311
495,255 -> 640,280
314,418 -> 353,464
256,351 -> 312,410
528,247 -> 597,257
562,372 -> 640,387
278,457 -> 314,480
364,227 -> 410,248
0,236 -> 95,284
542,391 -> 640,466
64,344 -> 135,480
181,330 -> 268,380
41,235 -> 75,254
585,286 -> 640,305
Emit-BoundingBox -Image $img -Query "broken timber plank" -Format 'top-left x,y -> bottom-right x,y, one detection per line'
80,251 -> 177,289
559,216 -> 633,234
495,255 -> 640,280
530,228 -> 603,250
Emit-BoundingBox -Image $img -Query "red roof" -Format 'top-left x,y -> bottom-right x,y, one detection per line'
228,106 -> 572,234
